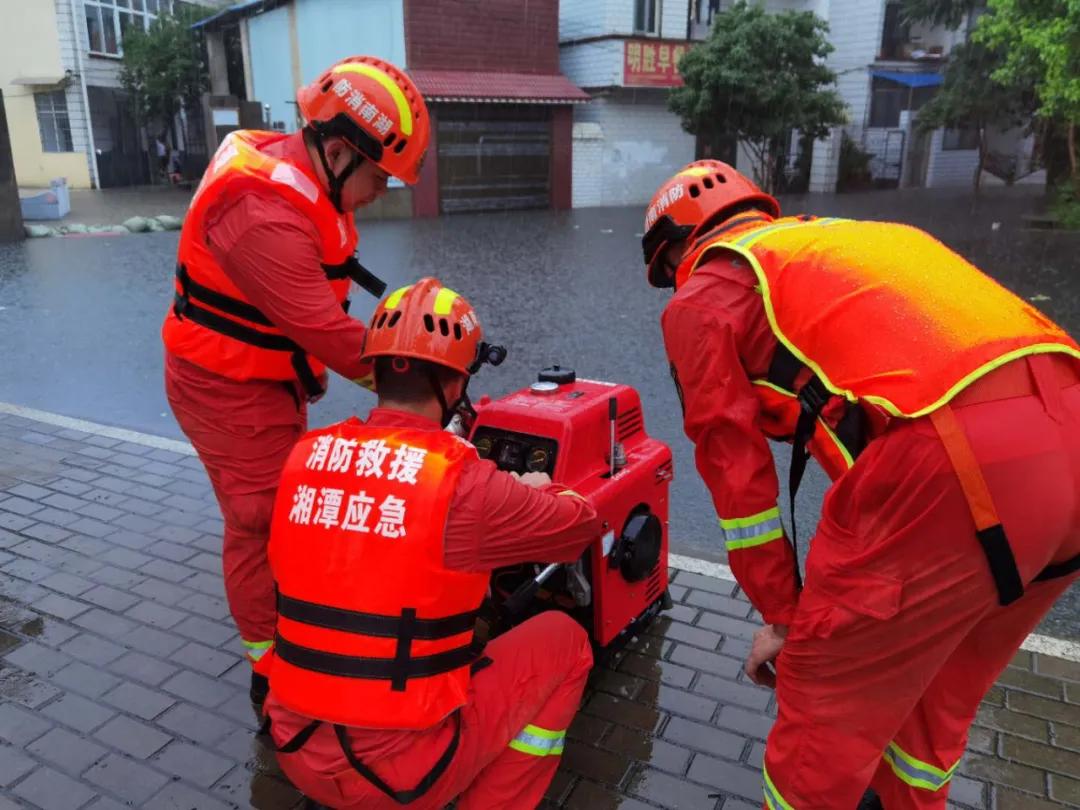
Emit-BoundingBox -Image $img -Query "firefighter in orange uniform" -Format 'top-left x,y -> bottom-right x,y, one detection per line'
262,278 -> 601,809
640,160 -> 1080,809
162,57 -> 427,705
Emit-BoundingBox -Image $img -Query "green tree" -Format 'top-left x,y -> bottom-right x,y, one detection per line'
120,4 -> 211,159
916,41 -> 1030,193
975,0 -> 1080,184
669,2 -> 847,193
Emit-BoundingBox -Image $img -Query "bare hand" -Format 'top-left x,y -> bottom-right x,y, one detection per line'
745,624 -> 788,689
515,472 -> 552,488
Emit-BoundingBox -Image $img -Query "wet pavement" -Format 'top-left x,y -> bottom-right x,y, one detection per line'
1,186 -> 1078,639
0,412 -> 1077,808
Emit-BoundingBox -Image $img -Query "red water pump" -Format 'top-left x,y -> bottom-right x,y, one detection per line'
469,366 -> 673,649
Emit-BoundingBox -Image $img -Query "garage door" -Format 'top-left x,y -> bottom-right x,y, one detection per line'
437,105 -> 551,213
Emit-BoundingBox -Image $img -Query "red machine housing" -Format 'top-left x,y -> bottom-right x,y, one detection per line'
469,368 -> 673,648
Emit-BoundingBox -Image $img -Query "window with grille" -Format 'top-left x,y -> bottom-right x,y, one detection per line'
85,0 -> 173,56
35,90 -> 74,153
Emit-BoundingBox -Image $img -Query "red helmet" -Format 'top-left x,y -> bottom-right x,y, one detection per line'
362,278 -> 486,376
641,160 -> 779,288
297,56 -> 430,185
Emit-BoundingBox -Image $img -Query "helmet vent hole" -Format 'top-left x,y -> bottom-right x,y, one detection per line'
383,133 -> 396,147
423,314 -> 435,332
388,311 -> 402,328
689,184 -> 700,198
716,174 -> 727,184
453,323 -> 463,340
377,311 -> 388,328
320,80 -> 333,93
702,176 -> 714,189
439,318 -> 450,337
394,139 -> 407,154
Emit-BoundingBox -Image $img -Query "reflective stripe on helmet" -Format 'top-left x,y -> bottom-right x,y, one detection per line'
433,288 -> 460,315
333,63 -> 414,136
384,285 -> 412,309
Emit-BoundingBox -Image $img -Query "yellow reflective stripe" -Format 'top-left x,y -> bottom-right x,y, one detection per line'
677,166 -> 714,177
727,527 -> 784,551
432,287 -> 460,315
762,764 -> 796,810
863,344 -> 1080,419
384,285 -> 412,309
242,639 -> 273,661
883,742 -> 959,791
508,724 -> 566,757
332,64 -> 414,136
719,506 -> 780,531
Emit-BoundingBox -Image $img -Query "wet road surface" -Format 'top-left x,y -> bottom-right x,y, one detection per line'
0,187 -> 1077,639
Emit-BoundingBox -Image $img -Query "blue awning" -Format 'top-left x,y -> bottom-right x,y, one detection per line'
871,70 -> 944,88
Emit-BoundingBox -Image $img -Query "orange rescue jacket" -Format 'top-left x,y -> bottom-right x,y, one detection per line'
162,130 -> 382,397
268,418 -> 489,730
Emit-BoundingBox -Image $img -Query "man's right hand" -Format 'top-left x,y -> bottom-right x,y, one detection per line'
511,471 -> 552,488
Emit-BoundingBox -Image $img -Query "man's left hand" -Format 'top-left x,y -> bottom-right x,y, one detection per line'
745,624 -> 788,688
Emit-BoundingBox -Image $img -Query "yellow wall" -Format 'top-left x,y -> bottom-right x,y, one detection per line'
0,0 -> 92,188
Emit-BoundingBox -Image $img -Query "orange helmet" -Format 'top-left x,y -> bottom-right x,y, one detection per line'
641,160 -> 779,288
297,56 -> 430,185
362,278 -> 502,376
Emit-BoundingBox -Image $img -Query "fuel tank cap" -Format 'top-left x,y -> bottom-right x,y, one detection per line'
529,381 -> 560,395
538,365 -> 576,385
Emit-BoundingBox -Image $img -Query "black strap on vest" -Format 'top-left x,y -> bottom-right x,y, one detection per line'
173,263 -> 325,399
279,595 -> 478,639
322,256 -> 388,299
334,713 -> 461,805
275,594 -> 483,692
1034,552 -> 1080,583
263,712 -> 460,805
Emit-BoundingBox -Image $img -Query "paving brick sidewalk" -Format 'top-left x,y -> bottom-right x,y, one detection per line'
0,409 -> 1077,810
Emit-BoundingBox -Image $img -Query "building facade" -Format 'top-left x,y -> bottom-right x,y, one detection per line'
561,0 -> 995,206
559,0 -> 698,208
1,0 -> 232,190
210,0 -> 586,217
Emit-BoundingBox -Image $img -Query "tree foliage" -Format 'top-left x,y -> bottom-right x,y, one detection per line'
916,40 -> 1031,191
669,2 -> 847,192
975,0 -> 1080,182
120,4 -> 211,134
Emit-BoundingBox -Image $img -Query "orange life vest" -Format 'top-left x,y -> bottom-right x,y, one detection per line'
268,418 -> 489,731
678,214 -> 1080,479
162,130 -> 381,396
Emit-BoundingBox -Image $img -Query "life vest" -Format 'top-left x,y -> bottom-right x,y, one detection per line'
268,417 -> 489,732
678,214 -> 1080,601
678,213 -> 1080,476
162,130 -> 384,397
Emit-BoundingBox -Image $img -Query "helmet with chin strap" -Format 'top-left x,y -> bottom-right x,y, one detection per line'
641,160 -> 779,288
296,56 -> 431,210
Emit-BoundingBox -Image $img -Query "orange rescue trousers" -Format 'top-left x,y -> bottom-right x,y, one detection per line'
165,360 -> 303,672
267,611 -> 593,809
763,358 -> 1080,809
